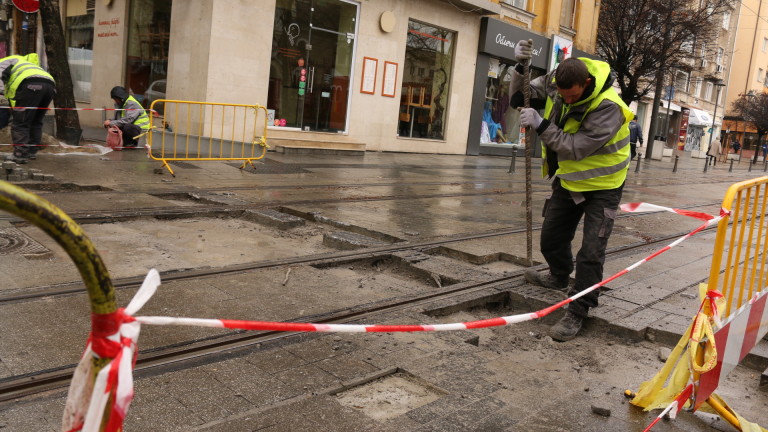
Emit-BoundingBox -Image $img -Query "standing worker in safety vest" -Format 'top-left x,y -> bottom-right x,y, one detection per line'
510,40 -> 632,342
103,86 -> 150,148
0,54 -> 56,164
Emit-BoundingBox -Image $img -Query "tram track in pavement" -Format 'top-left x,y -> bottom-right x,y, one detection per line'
0,197 -> 722,305
0,219 -> 720,403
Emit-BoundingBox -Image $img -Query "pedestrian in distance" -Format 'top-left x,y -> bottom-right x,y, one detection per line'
731,140 -> 741,154
762,142 -> 767,160
510,39 -> 633,342
628,114 -> 643,160
0,53 -> 56,164
707,136 -> 721,166
104,86 -> 150,148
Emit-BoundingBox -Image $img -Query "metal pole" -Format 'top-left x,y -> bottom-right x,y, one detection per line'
523,40 -> 533,267
634,155 -> 641,173
673,154 -> 679,173
729,159 -> 734,172
664,86 -> 673,145
508,151 -> 516,174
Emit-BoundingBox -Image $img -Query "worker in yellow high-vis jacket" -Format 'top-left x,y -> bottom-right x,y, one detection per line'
510,40 -> 632,342
103,86 -> 150,148
0,54 -> 56,164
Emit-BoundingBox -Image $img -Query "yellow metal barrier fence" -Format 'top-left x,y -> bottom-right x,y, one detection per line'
707,176 -> 768,317
631,176 -> 768,431
147,100 -> 269,176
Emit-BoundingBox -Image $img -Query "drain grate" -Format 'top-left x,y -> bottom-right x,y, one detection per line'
0,228 -> 52,258
168,160 -> 202,170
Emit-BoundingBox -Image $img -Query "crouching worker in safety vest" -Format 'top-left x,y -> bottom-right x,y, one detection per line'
510,40 -> 632,342
0,54 -> 56,164
104,86 -> 150,148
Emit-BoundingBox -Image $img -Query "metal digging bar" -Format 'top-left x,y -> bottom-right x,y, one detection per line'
523,41 -> 533,267
0,180 -> 117,428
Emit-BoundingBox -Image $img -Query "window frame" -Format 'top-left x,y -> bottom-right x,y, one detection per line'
559,0 -> 576,29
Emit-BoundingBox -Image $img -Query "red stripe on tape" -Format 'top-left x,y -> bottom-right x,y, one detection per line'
464,317 -> 508,329
220,319 -> 318,332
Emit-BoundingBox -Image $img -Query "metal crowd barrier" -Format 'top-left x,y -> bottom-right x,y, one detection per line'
630,177 -> 768,431
706,176 -> 768,316
147,100 -> 269,176
695,176 -> 768,415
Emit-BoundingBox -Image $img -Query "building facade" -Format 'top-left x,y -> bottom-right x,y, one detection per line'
721,0 -> 768,157
4,0 -> 601,156
633,2 -> 737,160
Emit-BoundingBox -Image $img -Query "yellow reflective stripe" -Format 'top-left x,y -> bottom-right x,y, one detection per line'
120,96 -> 151,130
6,63 -> 40,92
590,135 -> 630,156
5,62 -> 54,100
558,157 -> 629,181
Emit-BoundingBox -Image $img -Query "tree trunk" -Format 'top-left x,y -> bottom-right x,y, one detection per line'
645,67 -> 665,160
38,0 -> 81,142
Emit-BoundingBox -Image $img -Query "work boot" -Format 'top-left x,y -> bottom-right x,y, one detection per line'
524,269 -> 568,292
12,148 -> 28,164
549,311 -> 584,342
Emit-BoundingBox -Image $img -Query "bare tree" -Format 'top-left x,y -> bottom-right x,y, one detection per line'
596,0 -> 735,157
39,0 -> 81,142
732,92 -> 768,163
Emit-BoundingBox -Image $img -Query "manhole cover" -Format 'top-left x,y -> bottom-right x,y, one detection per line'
335,372 -> 446,420
0,228 -> 52,258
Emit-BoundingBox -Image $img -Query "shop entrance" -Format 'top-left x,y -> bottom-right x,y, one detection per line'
269,0 -> 358,132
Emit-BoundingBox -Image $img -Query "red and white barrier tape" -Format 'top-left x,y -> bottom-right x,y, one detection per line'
62,202 -> 728,432
642,383 -> 694,432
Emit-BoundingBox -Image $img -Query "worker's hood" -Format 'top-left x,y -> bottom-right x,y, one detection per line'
110,86 -> 129,102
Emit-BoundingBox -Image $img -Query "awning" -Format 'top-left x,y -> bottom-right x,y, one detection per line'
660,100 -> 681,112
687,108 -> 713,126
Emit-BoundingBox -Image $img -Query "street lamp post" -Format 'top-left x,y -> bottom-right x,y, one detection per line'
704,80 -> 725,173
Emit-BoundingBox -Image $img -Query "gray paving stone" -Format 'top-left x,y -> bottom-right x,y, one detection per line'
244,208 -> 306,229
323,230 -> 388,250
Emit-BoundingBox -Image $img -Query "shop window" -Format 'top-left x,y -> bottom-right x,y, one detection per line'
125,0 -> 171,109
66,0 -> 94,102
267,0 -> 358,132
479,59 -> 543,146
399,20 -> 455,140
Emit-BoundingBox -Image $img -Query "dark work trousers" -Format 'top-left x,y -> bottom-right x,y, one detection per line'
11,80 -> 56,156
540,179 -> 624,318
630,143 -> 637,160
116,123 -> 142,146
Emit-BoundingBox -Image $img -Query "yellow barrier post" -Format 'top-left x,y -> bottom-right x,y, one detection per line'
147,99 -> 270,176
0,181 -> 117,431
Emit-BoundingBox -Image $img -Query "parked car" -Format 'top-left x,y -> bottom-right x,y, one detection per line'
143,79 -> 166,115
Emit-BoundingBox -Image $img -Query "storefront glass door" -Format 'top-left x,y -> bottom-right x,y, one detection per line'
269,0 -> 358,132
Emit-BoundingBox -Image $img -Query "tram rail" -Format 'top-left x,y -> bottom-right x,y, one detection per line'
0,223 -> 719,403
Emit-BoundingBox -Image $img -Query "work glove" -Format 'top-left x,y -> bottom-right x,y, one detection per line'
515,39 -> 533,62
519,108 -> 542,129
